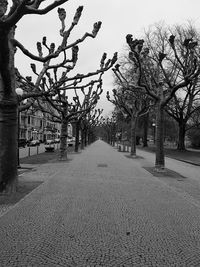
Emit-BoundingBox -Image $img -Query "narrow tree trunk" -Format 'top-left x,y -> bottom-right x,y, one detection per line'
142,113 -> 149,147
155,102 -> 165,170
74,120 -> 80,152
81,129 -> 85,149
130,115 -> 137,156
59,119 -> 68,160
88,130 -> 91,145
84,129 -> 88,147
177,122 -> 186,150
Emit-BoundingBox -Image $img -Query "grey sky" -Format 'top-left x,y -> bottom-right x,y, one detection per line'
15,0 -> 200,116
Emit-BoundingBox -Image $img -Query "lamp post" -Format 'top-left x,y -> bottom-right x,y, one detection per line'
15,87 -> 24,168
152,122 -> 156,144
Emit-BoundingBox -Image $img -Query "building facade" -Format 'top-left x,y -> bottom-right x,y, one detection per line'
19,107 -> 70,142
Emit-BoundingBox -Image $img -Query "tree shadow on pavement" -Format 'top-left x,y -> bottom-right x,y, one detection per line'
0,181 -> 43,205
143,167 -> 186,180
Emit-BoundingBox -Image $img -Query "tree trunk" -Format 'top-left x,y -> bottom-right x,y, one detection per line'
130,115 -> 138,156
177,122 -> 186,150
84,129 -> 88,147
74,120 -> 80,152
0,98 -> 18,192
142,113 -> 149,147
0,27 -> 18,193
59,119 -> 68,160
81,129 -> 85,149
155,102 -> 165,170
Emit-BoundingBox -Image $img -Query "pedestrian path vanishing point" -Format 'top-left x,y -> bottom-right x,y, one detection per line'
0,140 -> 200,266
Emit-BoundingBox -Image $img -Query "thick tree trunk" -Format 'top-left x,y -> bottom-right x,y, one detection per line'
177,122 -> 186,150
0,98 -> 18,192
74,120 -> 80,152
0,27 -> 18,193
155,102 -> 165,170
130,116 -> 137,156
59,119 -> 68,160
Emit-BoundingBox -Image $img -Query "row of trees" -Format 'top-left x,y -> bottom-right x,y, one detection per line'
106,23 -> 200,171
0,1 -> 117,193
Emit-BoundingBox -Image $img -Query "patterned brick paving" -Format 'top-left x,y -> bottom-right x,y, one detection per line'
0,141 -> 200,266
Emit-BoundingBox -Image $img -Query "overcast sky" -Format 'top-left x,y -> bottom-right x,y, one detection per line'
15,0 -> 200,116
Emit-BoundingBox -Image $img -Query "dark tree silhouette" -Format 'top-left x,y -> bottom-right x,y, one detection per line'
0,1 -> 117,192
0,0 -> 71,193
126,25 -> 200,170
107,65 -> 151,156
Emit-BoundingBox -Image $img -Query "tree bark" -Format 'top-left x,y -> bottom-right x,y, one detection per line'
177,122 -> 186,150
74,120 -> 80,152
155,102 -> 165,170
59,119 -> 68,160
0,26 -> 18,193
142,113 -> 149,147
81,129 -> 85,149
0,98 -> 18,192
130,115 -> 138,156
84,129 -> 88,147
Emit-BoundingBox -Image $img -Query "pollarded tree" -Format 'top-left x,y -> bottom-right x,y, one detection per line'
0,1 -> 117,193
37,77 -> 103,160
34,47 -> 117,159
107,64 -> 151,157
0,0 -> 71,193
81,108 -> 103,147
100,113 -> 117,146
31,47 -> 117,159
71,80 -> 103,151
126,24 -> 200,170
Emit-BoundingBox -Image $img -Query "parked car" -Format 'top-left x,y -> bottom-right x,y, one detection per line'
18,138 -> 27,148
28,139 -> 40,146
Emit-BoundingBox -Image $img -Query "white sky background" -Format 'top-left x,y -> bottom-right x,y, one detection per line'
15,0 -> 200,117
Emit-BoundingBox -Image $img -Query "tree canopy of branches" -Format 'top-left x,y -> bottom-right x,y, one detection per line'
125,23 -> 200,170
0,0 -> 74,193
164,24 -> 200,150
0,0 -> 117,193
107,64 -> 151,156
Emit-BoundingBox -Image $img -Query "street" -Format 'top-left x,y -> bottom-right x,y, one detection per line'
0,140 -> 200,266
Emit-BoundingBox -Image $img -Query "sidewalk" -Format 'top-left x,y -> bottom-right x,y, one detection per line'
119,142 -> 200,166
0,140 -> 200,266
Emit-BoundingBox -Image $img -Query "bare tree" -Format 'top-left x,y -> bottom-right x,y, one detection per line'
37,77 -> 103,159
0,1 -> 117,192
0,0 -> 73,193
107,64 -> 151,157
166,79 -> 200,150
126,24 -> 200,170
164,24 -> 200,150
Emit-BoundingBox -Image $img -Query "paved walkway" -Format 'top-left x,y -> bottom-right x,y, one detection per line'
0,140 -> 200,266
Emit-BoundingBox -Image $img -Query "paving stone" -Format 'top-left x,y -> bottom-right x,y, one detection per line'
0,141 -> 200,266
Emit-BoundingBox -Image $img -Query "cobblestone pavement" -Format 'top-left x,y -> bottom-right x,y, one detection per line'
0,140 -> 200,266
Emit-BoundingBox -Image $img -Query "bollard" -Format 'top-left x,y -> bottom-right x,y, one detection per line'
28,146 -> 30,156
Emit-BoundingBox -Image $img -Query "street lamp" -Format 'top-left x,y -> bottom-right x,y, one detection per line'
152,122 -> 156,144
16,87 -> 24,168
